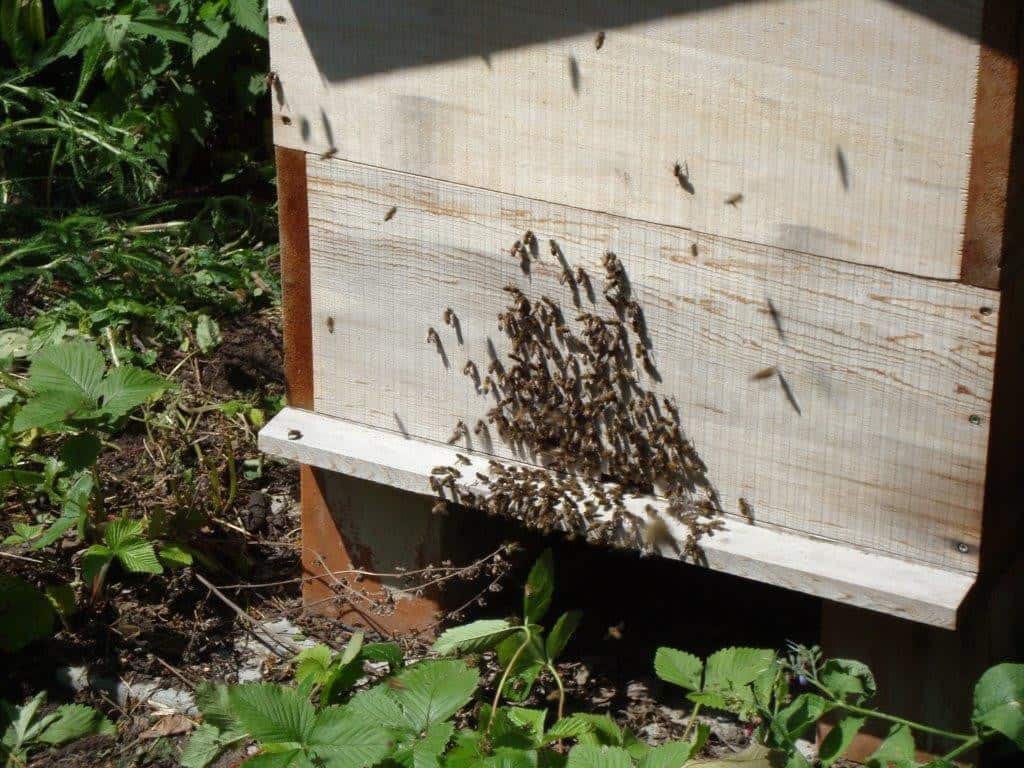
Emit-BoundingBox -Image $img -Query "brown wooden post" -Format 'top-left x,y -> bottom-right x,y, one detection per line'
276,147 -> 463,636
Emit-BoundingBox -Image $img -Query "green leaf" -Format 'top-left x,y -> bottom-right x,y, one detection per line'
116,538 -> 163,574
195,682 -> 239,732
972,663 -> 1024,748
81,544 -> 114,584
524,550 -> 554,623
345,685 -> 407,731
103,14 -> 130,52
308,706 -> 395,768
104,517 -> 147,550
432,619 -> 516,655
192,18 -> 230,64
158,543 -> 194,568
507,708 -> 547,747
31,512 -> 80,550
229,684 -> 316,744
496,631 -> 545,703
95,366 -> 169,419
3,522 -> 44,546
244,750 -> 315,768
769,693 -> 832,746
654,648 -> 703,692
819,659 -> 876,705
361,642 -> 403,670
45,584 -> 77,618
638,739 -> 698,768
546,611 -> 582,661
544,717 -> 595,743
398,721 -> 455,768
321,660 -> 363,706
568,715 -> 622,747
339,632 -> 365,667
389,660 -> 479,731
128,10 -> 191,45
60,432 -> 102,472
0,575 -> 55,651
36,704 -> 112,745
864,724 -> 917,768
566,745 -> 632,768
196,314 -> 221,353
818,715 -> 866,767
27,342 -> 104,399
295,645 -> 335,687
704,647 -> 775,691
229,0 -> 267,37
180,722 -> 230,768
12,389 -> 93,431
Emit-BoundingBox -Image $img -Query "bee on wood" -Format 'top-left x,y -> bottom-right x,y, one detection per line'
463,360 -> 479,381
595,30 -> 606,50
510,240 -> 523,258
430,466 -> 449,475
384,206 -> 398,221
475,472 -> 490,483
523,230 -> 539,255
287,429 -> 302,440
426,327 -> 440,345
691,243 -> 699,258
447,420 -> 468,444
739,497 -> 755,524
750,366 -> 777,380
725,193 -> 744,207
455,453 -> 471,466
474,418 -> 488,435
443,308 -> 456,326
265,71 -> 279,89
320,147 -> 338,160
550,239 -> 562,258
431,499 -> 449,515
326,316 -> 335,333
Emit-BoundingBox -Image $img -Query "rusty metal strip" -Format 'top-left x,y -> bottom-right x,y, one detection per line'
961,0 -> 1023,289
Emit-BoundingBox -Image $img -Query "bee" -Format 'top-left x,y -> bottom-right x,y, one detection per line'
447,420 -> 468,444
320,147 -> 338,160
463,360 -> 479,381
272,14 -> 287,23
386,677 -> 408,690
426,327 -> 440,345
606,622 -> 624,640
751,366 -> 777,380
287,429 -> 302,440
326,316 -> 335,333
443,308 -> 456,326
265,71 -> 279,88
384,205 -> 398,221
523,230 -> 539,254
431,500 -> 449,515
455,453 -> 471,466
430,466 -> 449,475
739,497 -> 755,524
549,239 -> 562,258
691,243 -> 699,258
574,265 -> 590,287
595,30 -> 606,50
725,193 -> 744,207
510,240 -> 522,258
475,472 -> 490,483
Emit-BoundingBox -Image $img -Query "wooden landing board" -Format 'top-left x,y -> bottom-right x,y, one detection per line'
260,407 -> 976,628
304,156 -> 998,574
269,0 -> 982,279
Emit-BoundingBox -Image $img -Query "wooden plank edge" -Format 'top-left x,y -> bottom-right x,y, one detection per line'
259,407 -> 976,629
961,0 -> 1023,289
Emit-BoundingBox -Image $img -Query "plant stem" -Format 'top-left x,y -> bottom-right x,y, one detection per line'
941,735 -> 982,764
546,661 -> 567,721
487,626 -> 531,734
682,702 -> 702,742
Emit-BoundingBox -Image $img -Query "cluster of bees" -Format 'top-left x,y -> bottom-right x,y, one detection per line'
427,233 -> 727,561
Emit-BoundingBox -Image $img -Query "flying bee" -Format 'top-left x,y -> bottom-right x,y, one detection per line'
384,205 -> 398,221
431,499 -> 448,515
386,677 -> 408,690
326,316 -> 335,333
447,420 -> 468,444
595,30 -> 606,49
265,71 -> 279,88
474,418 -> 488,435
739,497 -> 755,524
751,365 -> 777,380
725,193 -> 744,207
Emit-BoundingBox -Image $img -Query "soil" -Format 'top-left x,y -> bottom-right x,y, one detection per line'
1,307 -> 839,768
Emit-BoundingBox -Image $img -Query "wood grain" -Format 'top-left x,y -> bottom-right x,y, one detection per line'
269,0 -> 982,279
261,407 -> 976,628
303,157 -> 998,573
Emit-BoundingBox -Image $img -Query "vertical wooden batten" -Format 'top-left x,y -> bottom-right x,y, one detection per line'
961,0 -> 1024,288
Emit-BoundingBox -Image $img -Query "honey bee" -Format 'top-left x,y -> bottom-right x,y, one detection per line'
510,240 -> 522,258
463,360 -> 479,381
606,622 -> 624,640
739,497 -> 755,524
265,71 -> 279,88
475,472 -> 490,483
426,327 -> 440,345
523,230 -> 539,254
320,147 -> 338,160
431,500 -> 448,515
447,420 -> 468,444
751,366 -> 777,380
474,419 -> 488,435
691,243 -> 699,258
384,205 -> 398,221
287,429 -> 302,440
725,193 -> 744,207
455,453 -> 471,466
595,30 -> 606,50
443,308 -> 456,326
326,316 -> 335,333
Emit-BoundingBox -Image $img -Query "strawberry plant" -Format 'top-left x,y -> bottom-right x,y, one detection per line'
0,691 -> 113,767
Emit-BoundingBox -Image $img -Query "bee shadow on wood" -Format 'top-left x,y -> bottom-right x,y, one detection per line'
836,146 -> 850,191
392,412 -> 410,439
431,337 -> 449,369
320,108 -> 338,152
568,56 -> 581,94
272,77 -> 285,107
299,115 -> 311,141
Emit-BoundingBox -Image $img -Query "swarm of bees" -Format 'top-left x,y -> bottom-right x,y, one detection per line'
427,234 -> 727,561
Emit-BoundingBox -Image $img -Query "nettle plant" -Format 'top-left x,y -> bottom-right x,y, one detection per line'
181,552 -> 1024,768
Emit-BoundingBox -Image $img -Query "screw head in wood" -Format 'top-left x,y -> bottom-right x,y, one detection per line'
969,414 -> 983,426
287,429 -> 303,440
956,542 -> 970,554
979,306 -> 993,316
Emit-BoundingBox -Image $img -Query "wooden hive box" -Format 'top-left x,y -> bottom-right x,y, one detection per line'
259,0 -> 1024,639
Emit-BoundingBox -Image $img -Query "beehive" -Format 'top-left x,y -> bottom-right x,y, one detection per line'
259,0 -> 1024,631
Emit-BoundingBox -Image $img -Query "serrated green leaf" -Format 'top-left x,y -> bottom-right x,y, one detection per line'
819,659 -> 876,705
60,432 -> 102,472
104,517 -> 146,549
704,648 -> 776,690
769,693 -> 831,746
180,722 -> 229,768
82,544 -> 114,585
654,648 -> 703,692
244,749 -> 315,768
229,0 -> 267,37
96,366 -> 169,419
569,715 -> 622,747
158,543 -> 194,568
864,723 -> 916,768
432,619 -> 516,655
973,663 -> 1024,748
192,18 -> 229,64
638,739 -> 698,768
196,314 -> 221,353
508,708 -> 546,747
339,632 -> 365,667
566,745 -> 632,768
546,611 -> 581,661
0,575 -> 55,651
103,14 -> 130,52
395,721 -> 454,768
361,642 -> 403,670
321,660 -> 363,706
229,684 -> 316,745
36,703 -> 112,745
31,512 -> 80,550
195,682 -> 238,732
819,715 -> 866,767
524,550 -> 554,624
295,645 -> 334,687
308,706 -> 394,768
116,537 -> 163,574
543,716 -> 595,743
3,522 -> 44,546
345,685 -> 408,731
389,660 -> 479,731
45,584 -> 77,618
13,389 -> 93,431
27,342 -> 104,398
